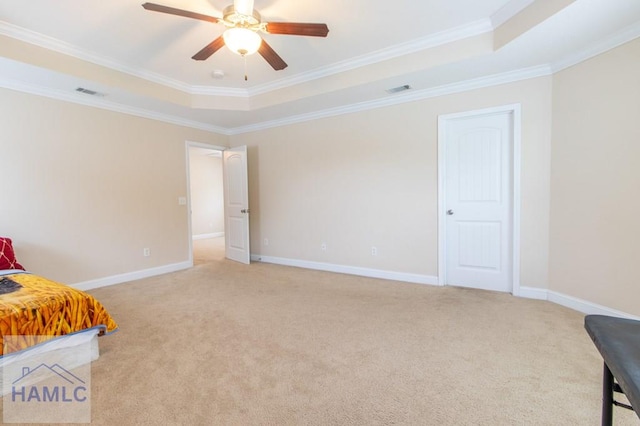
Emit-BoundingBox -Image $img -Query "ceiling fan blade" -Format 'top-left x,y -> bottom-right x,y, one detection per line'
265,22 -> 329,37
192,36 -> 226,61
142,3 -> 220,24
234,0 -> 254,16
258,40 -> 288,70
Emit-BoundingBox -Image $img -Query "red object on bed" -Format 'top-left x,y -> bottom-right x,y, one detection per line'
0,238 -> 25,271
0,238 -> 117,356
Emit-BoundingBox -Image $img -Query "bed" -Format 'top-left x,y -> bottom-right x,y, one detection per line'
0,237 -> 118,395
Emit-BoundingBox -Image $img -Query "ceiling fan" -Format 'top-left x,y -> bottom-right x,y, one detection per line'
142,0 -> 329,73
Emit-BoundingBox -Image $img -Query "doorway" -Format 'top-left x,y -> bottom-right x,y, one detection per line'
186,142 -> 226,265
437,105 -> 521,294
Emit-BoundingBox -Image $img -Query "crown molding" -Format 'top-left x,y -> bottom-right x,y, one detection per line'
229,65 -> 552,135
0,18 -> 493,99
550,20 -> 640,73
0,21 -> 199,93
247,19 -> 494,96
2,10 -> 639,103
0,76 -> 230,135
0,63 -> 550,137
188,84 -> 249,97
2,12 -> 636,137
490,0 -> 536,29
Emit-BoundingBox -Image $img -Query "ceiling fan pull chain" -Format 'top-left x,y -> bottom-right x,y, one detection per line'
244,55 -> 248,81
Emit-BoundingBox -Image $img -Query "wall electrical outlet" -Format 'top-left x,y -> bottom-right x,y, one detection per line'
143,248 -> 150,257
264,238 -> 269,246
371,246 -> 377,256
321,243 -> 327,251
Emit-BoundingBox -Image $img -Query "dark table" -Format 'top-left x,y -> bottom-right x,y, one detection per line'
584,314 -> 640,425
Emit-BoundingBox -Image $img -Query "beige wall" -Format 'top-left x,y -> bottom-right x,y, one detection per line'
231,76 -> 552,288
0,88 -> 228,284
2,37 -> 636,317
550,38 -> 640,316
189,149 -> 224,236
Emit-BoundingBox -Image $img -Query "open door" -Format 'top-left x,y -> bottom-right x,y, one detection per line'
223,146 -> 250,264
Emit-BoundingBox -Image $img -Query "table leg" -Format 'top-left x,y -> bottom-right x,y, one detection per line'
603,362 -> 613,426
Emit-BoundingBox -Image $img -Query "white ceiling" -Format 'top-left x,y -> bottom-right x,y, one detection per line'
1,0 -> 640,134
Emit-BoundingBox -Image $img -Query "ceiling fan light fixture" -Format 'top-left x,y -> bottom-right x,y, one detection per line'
142,2 -> 328,70
223,27 -> 262,56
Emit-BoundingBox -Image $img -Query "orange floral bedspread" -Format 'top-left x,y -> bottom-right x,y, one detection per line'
0,271 -> 117,356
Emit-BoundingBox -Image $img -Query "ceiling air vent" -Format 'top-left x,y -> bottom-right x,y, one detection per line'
385,84 -> 411,94
75,87 -> 105,97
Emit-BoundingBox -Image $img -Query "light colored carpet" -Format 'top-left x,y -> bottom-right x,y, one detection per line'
193,237 -> 226,266
6,237 -> 639,425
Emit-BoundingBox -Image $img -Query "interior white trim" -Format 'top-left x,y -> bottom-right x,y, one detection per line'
518,286 -> 548,300
511,106 -> 522,296
547,290 -> 640,321
0,21 -> 193,94
0,13 -> 637,135
251,254 -> 439,286
2,15 -> 636,101
550,20 -> 640,73
185,141 -> 228,151
490,0 -> 536,29
0,77 -> 229,134
248,19 -> 493,96
518,287 -> 640,321
0,18 -> 492,99
252,254 -> 639,320
230,66 -> 549,135
193,232 -> 225,240
71,261 -> 192,291
0,63 -> 549,136
68,253 -> 640,321
437,103 -> 522,295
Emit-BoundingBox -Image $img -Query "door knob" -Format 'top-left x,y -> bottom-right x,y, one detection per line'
241,209 -> 250,214
446,209 -> 454,215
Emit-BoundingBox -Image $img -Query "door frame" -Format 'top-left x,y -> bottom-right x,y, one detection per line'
437,104 -> 522,295
185,141 -> 228,266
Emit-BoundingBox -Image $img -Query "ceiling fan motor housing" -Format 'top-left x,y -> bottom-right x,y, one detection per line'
223,5 -> 261,28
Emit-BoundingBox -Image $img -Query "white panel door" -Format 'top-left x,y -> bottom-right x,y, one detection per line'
223,146 -> 250,264
444,112 -> 512,292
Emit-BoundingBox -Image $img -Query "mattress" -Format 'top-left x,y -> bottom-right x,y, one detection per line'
1,327 -> 100,395
0,269 -> 117,395
0,270 -> 117,356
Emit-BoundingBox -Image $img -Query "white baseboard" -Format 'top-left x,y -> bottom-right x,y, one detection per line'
546,290 -> 640,320
518,286 -> 548,300
70,253 -> 639,321
251,254 -> 439,286
517,286 -> 639,320
192,232 -> 224,240
71,261 -> 192,291
253,254 -> 638,319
